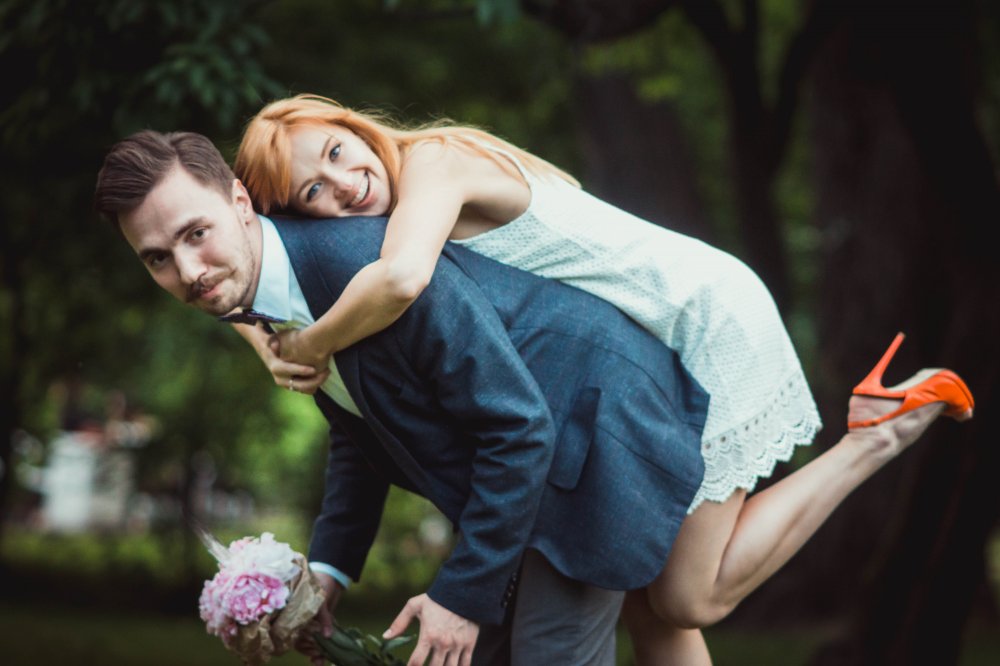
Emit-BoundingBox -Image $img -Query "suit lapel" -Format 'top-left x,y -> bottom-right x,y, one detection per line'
273,217 -> 444,507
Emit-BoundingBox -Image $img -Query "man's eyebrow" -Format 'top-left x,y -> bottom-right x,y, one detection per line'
136,218 -> 205,262
295,135 -> 333,202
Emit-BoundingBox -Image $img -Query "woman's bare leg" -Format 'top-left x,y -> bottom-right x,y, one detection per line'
647,395 -> 946,629
622,590 -> 711,666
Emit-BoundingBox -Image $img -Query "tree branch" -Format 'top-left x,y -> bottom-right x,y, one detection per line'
677,0 -> 738,75
768,0 -> 841,171
381,7 -> 476,22
521,0 -> 680,43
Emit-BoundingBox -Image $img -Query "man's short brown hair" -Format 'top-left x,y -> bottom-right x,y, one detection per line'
94,130 -> 235,225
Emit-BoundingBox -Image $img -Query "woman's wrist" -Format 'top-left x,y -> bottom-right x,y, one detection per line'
297,327 -> 332,365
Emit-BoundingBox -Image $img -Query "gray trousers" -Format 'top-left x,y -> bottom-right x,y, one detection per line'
472,549 -> 625,666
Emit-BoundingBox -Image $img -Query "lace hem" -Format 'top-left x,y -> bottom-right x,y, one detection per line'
687,371 -> 823,513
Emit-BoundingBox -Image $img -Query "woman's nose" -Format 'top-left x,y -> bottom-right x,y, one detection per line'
324,166 -> 352,193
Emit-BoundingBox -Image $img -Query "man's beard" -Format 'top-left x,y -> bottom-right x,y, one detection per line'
187,237 -> 258,316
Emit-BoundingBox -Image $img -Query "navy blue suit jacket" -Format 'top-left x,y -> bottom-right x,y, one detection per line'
273,216 -> 708,625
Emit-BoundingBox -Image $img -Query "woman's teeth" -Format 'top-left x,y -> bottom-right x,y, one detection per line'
351,173 -> 369,206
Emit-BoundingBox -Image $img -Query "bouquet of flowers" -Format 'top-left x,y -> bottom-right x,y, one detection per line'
197,528 -> 413,666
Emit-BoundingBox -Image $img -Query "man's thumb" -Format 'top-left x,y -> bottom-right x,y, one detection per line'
319,604 -> 334,638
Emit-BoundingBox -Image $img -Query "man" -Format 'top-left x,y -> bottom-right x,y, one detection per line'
95,131 -> 708,666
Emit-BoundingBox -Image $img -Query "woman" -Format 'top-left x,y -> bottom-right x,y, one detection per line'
232,94 -> 974,664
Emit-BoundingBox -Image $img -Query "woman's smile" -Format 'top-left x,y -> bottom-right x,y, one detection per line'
288,125 -> 390,217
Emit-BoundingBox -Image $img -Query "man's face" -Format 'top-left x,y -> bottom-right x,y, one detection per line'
120,165 -> 260,316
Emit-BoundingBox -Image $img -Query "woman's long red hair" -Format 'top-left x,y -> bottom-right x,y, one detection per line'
235,94 -> 578,215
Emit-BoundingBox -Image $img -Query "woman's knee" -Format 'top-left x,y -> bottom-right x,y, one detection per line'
648,590 -> 736,630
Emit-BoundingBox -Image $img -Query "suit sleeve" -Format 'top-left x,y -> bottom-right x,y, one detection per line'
307,396 -> 390,581
390,258 -> 558,625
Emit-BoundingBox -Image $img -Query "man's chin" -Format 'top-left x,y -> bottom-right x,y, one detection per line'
192,295 -> 239,317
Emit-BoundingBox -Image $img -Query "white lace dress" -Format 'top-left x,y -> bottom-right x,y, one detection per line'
452,154 -> 823,513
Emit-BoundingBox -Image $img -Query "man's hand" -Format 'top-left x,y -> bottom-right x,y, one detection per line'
296,571 -> 344,666
384,594 -> 478,666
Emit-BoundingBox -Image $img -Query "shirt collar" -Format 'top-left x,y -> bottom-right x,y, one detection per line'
251,215 -> 294,321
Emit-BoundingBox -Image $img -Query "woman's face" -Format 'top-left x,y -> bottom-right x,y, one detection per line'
287,124 -> 391,218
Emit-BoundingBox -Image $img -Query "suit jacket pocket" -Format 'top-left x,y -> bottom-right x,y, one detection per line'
548,387 -> 600,490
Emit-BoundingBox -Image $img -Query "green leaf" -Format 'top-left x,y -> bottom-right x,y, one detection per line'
315,625 -> 414,666
476,0 -> 520,26
382,634 -> 415,653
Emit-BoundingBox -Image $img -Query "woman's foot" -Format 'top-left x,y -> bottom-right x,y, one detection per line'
846,392 -> 946,461
847,333 -> 973,460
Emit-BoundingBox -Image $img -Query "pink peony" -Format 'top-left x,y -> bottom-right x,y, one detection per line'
222,571 -> 290,625
199,571 -> 237,638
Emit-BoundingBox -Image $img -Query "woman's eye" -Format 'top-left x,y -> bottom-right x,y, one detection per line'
328,144 -> 341,161
307,183 -> 321,202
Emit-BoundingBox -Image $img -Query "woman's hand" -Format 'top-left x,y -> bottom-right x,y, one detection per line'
272,326 -> 331,369
261,333 -> 329,395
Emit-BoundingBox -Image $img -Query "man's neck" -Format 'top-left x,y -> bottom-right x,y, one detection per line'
242,215 -> 265,308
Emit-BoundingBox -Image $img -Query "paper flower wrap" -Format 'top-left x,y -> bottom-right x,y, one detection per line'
197,530 -> 326,665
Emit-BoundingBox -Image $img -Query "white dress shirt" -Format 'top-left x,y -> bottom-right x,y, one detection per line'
252,215 -> 356,589
253,215 -> 361,417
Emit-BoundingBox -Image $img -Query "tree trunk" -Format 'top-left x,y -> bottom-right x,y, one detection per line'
0,235 -> 27,551
573,71 -> 711,240
799,3 -> 1000,663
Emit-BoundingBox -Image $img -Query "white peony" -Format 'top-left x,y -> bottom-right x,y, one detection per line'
224,532 -> 300,582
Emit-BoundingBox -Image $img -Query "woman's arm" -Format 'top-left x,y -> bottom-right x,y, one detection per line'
232,323 -> 329,394
276,142 -> 482,365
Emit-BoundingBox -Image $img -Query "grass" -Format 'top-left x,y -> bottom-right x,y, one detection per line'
0,600 -> 826,666
2,600 -> 1000,665
3,524 -> 999,665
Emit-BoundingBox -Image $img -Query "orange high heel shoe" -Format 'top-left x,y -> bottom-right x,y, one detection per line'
848,332 -> 975,429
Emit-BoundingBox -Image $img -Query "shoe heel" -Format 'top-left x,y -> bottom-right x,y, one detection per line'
853,332 -> 906,397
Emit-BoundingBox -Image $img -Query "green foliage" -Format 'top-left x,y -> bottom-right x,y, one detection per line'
474,0 -> 521,26
0,0 -> 303,532
250,0 -> 577,171
379,0 -> 522,26
315,625 -> 414,666
976,0 -> 1000,168
351,488 -> 451,594
0,0 -> 282,145
1,526 -> 192,585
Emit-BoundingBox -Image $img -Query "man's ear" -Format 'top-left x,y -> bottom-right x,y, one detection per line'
231,178 -> 255,223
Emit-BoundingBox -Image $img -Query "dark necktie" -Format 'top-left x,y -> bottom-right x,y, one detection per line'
217,308 -> 287,331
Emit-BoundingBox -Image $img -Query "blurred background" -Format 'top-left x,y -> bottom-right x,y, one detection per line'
1,1 -> 998,664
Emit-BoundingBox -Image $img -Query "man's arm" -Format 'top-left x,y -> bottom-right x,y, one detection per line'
387,256 -> 558,623
307,405 -> 390,583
